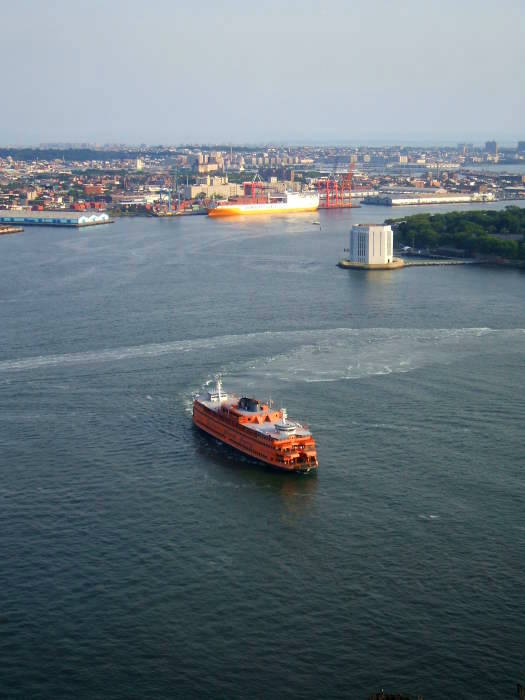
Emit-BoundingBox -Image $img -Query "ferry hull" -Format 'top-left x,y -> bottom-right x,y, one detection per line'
193,401 -> 317,473
194,423 -> 314,473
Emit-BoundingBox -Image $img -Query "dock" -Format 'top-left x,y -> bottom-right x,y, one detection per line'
338,258 -> 405,270
402,259 -> 478,266
338,257 -> 480,270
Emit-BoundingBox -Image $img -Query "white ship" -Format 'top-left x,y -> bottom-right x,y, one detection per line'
208,190 -> 320,217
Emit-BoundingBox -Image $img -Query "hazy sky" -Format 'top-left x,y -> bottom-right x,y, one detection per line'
2,0 -> 524,145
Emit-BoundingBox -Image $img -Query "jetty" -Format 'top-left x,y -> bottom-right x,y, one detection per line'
402,258 -> 478,267
338,257 -> 405,270
338,256 -> 481,270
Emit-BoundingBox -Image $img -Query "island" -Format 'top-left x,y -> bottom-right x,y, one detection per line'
387,206 -> 525,262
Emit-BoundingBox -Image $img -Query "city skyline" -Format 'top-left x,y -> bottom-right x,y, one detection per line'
2,137 -> 525,149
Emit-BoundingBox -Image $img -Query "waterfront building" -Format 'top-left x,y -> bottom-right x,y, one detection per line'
0,210 -> 111,227
349,224 -> 394,265
362,193 -> 495,206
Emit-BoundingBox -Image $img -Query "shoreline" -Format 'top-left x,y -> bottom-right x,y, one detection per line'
338,256 -> 525,270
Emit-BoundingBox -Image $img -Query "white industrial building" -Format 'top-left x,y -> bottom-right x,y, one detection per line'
363,193 -> 495,206
349,224 -> 394,265
0,211 -> 111,227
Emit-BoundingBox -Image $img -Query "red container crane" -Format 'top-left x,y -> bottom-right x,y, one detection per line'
317,161 -> 355,208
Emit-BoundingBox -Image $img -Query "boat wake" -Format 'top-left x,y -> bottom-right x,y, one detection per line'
0,327 -> 523,381
222,327 -> 525,387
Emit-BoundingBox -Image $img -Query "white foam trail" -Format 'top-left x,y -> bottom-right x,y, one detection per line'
222,327 -> 525,385
0,327 -> 522,375
0,332 -> 273,372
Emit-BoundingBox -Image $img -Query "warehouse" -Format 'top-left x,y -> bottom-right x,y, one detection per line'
362,193 -> 496,206
0,211 -> 112,227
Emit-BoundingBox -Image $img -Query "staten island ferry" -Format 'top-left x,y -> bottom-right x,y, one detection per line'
193,378 -> 318,473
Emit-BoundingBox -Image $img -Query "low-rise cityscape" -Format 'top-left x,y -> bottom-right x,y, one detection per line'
1,141 -> 524,220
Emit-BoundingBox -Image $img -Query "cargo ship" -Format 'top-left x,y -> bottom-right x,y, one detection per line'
193,378 -> 318,472
208,190 -> 320,217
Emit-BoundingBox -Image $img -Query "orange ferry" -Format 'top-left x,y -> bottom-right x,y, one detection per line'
193,378 -> 318,473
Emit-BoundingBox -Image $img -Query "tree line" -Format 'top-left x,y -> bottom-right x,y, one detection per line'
387,207 -> 525,259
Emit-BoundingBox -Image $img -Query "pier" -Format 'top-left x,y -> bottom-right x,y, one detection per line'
338,258 -> 405,270
338,257 -> 480,270
402,259 -> 478,267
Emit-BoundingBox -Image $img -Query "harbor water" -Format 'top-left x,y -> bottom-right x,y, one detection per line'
1,202 -> 524,699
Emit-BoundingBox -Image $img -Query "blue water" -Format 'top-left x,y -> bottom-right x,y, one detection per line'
1,204 -> 524,699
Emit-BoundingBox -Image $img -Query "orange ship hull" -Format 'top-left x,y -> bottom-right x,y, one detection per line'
193,393 -> 318,473
208,205 -> 319,217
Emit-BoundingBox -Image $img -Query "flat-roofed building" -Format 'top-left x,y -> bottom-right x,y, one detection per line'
349,224 -> 394,265
368,192 -> 496,206
182,176 -> 242,200
0,210 -> 111,227
339,223 -> 403,270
